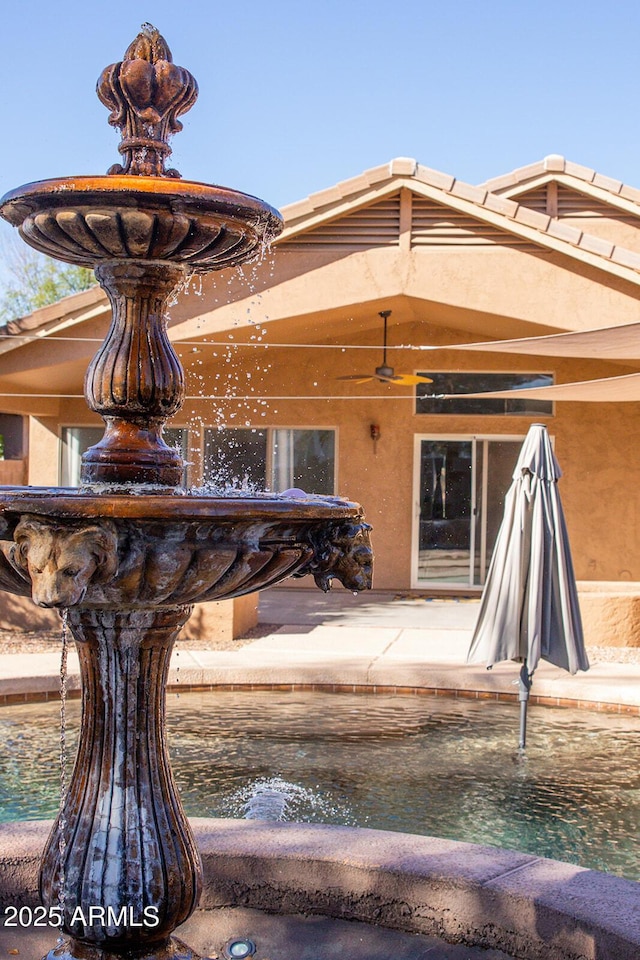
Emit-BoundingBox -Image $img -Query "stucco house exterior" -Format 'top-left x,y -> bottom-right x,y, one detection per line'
0,154 -> 639,640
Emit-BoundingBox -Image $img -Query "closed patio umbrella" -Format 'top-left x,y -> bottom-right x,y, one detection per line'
467,423 -> 589,748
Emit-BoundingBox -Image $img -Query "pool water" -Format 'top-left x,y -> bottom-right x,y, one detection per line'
0,691 -> 638,880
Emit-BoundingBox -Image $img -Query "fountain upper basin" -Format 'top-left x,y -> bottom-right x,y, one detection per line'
0,175 -> 283,271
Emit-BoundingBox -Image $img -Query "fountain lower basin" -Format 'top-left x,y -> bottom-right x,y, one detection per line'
0,819 -> 638,960
2,690 -> 638,880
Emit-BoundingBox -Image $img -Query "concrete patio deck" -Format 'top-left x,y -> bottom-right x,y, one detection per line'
0,589 -> 638,713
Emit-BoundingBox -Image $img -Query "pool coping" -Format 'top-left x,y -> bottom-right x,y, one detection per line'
0,641 -> 639,715
1,819 -> 638,960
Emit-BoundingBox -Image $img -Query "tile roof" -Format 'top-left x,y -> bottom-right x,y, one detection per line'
481,154 -> 640,207
280,158 -> 640,280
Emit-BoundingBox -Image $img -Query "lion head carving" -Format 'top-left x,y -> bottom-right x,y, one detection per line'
301,519 -> 373,593
10,516 -> 119,608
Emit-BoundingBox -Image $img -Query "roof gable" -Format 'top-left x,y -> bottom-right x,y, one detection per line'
278,159 -> 640,281
482,155 -> 640,212
483,160 -> 640,254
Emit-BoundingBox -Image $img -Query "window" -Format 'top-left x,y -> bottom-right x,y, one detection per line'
272,428 -> 336,493
416,373 -> 553,416
203,427 -> 336,495
203,428 -> 267,491
60,426 -> 189,486
0,414 -> 24,459
413,434 -> 525,587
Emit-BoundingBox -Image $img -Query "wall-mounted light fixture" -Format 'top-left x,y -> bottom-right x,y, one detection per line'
370,423 -> 381,454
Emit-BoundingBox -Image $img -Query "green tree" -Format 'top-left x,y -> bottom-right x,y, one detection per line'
0,237 -> 95,323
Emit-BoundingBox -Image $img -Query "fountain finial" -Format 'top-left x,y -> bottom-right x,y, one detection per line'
97,23 -> 198,178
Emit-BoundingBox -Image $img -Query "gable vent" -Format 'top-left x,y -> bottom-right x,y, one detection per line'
557,185 -> 639,224
280,194 -> 401,249
411,196 -> 536,248
512,185 -> 548,213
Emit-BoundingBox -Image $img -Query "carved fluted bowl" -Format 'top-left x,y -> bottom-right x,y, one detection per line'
0,489 -> 372,609
0,176 -> 283,272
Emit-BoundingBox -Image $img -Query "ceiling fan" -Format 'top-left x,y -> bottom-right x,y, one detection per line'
336,310 -> 433,386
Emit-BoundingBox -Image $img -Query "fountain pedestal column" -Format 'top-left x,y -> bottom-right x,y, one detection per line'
40,606 -> 201,958
82,261 -> 187,489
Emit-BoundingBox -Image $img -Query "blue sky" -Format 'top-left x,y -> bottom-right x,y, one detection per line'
1,1 -> 639,219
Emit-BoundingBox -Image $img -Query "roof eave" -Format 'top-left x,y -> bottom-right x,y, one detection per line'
0,284 -> 108,356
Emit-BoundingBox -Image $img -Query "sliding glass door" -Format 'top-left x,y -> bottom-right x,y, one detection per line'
412,435 -> 523,587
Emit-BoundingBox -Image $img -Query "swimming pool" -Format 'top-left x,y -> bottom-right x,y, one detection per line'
0,690 -> 638,880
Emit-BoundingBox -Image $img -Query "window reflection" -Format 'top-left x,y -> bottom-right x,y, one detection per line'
416,373 -> 553,415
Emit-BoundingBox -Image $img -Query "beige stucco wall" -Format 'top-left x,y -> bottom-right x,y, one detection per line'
578,582 -> 640,648
168,244 -> 640,346
151,335 -> 640,590
181,595 -> 258,643
0,592 -> 257,641
12,319 -> 638,592
27,417 -> 59,486
0,461 -> 26,485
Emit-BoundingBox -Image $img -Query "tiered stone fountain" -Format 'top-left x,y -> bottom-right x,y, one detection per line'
0,26 -> 372,960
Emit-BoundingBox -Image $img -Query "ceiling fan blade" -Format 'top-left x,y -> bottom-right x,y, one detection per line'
336,374 -> 375,383
389,373 -> 434,385
373,373 -> 434,386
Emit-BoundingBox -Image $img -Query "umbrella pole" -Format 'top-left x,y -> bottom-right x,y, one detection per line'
518,661 -> 532,749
